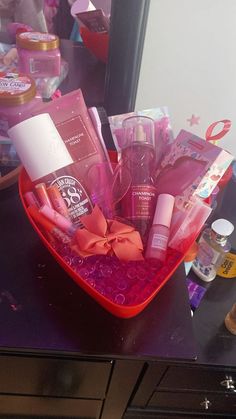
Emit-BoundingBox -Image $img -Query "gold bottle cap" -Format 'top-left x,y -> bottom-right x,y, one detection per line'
0,72 -> 36,106
16,32 -> 59,51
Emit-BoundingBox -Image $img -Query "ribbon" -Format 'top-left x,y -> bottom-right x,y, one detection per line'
205,119 -> 231,143
73,205 -> 144,261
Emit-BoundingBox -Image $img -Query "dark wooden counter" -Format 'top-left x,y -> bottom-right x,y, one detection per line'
0,184 -> 195,362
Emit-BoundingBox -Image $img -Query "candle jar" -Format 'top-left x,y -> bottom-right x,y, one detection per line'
16,32 -> 61,78
0,72 -> 42,136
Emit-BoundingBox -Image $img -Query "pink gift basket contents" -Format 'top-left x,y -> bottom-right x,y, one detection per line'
19,166 -> 187,318
9,95 -> 233,318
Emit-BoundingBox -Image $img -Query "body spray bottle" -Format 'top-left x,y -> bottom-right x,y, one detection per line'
120,116 -> 157,241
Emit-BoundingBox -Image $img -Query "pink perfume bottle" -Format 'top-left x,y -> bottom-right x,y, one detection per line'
145,193 -> 175,261
8,113 -> 93,226
120,116 -> 157,241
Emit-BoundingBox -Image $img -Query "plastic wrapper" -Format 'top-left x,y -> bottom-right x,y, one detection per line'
109,107 -> 174,166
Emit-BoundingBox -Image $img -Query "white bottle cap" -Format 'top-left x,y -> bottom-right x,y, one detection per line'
211,218 -> 234,237
8,113 -> 73,182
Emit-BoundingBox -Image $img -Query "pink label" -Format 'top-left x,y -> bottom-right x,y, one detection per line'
56,115 -> 97,162
122,185 -> 157,219
19,32 -> 57,42
29,58 -> 56,74
51,175 -> 93,226
151,233 -> 168,251
0,73 -> 31,94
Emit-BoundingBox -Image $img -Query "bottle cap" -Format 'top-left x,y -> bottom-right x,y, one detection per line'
8,113 -> 73,182
153,193 -> 175,228
211,218 -> 234,237
16,32 -> 59,51
122,115 -> 155,148
0,72 -> 36,106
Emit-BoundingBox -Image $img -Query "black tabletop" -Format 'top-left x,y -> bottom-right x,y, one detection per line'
192,178 -> 236,368
0,184 -> 196,362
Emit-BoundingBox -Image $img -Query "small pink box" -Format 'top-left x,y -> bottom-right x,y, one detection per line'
155,129 -> 234,200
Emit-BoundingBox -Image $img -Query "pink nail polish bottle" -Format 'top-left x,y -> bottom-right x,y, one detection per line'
145,193 -> 175,262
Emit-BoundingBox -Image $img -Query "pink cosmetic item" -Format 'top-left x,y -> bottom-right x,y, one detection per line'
75,9 -> 110,33
120,116 -> 157,241
8,113 -> 93,226
32,89 -> 112,211
39,205 -> 76,236
0,72 -> 42,136
145,194 -> 175,262
47,184 -> 71,219
28,205 -> 71,244
24,191 -> 40,208
35,183 -> 53,208
155,130 -> 234,200
16,32 -> 61,78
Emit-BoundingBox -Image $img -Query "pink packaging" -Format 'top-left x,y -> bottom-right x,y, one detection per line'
155,129 -> 234,200
16,32 -> 61,78
32,89 -> 113,216
0,72 -> 42,136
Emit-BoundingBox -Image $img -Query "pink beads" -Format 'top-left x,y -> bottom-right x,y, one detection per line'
56,244 -> 182,306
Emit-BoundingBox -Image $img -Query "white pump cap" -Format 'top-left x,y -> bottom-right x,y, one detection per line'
8,113 -> 73,182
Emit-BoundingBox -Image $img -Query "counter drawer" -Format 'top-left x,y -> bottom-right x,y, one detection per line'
0,394 -> 102,418
148,391 -> 236,415
0,355 -> 112,399
159,365 -> 236,393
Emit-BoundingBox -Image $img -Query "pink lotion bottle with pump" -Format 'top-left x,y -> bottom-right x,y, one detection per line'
120,116 -> 157,241
145,193 -> 175,261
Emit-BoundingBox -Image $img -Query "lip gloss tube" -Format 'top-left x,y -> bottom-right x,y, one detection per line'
39,205 -> 76,236
145,194 -> 175,262
24,191 -> 40,208
35,182 -> 53,208
28,205 -> 72,244
47,184 -> 71,219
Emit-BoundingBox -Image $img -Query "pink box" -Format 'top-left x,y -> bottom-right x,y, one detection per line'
155,129 -> 234,200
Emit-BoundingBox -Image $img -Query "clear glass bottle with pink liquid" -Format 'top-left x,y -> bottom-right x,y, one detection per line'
120,116 -> 157,241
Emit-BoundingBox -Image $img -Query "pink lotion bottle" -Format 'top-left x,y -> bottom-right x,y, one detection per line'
145,193 -> 175,261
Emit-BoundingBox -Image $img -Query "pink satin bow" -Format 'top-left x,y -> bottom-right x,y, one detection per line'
73,205 -> 144,261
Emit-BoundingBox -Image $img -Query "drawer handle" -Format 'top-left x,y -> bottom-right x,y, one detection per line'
200,398 -> 212,410
220,376 -> 235,391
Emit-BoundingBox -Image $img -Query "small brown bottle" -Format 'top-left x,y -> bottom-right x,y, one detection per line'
225,303 -> 236,335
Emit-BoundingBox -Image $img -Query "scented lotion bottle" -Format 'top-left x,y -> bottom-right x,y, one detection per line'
120,116 -> 157,241
145,194 -> 175,261
8,113 -> 93,226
